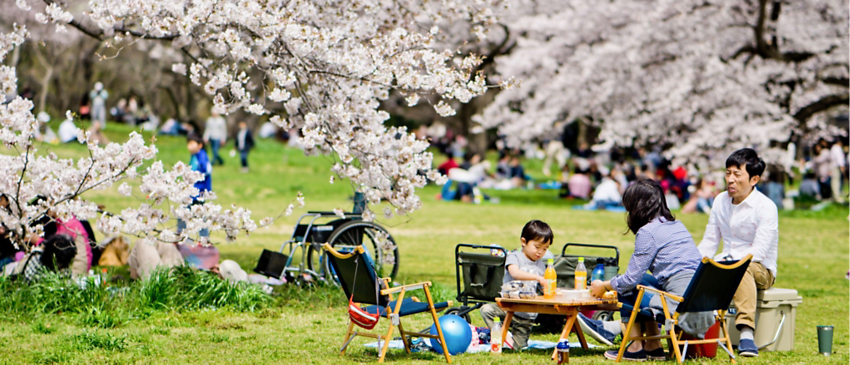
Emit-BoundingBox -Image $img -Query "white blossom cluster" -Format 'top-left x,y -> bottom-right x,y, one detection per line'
31,0 -> 508,216
0,26 -> 263,252
478,0 -> 848,169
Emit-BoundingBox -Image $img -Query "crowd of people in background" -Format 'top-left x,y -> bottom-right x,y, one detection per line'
425,121 -> 848,210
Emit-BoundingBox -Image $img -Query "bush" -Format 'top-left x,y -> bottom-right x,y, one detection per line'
0,266 -> 272,327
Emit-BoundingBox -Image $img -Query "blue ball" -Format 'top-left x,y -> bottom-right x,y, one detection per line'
429,314 -> 472,355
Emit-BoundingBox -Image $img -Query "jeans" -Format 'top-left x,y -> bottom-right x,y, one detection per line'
440,179 -> 472,201
618,274 -> 659,322
210,139 -> 224,165
240,150 -> 249,168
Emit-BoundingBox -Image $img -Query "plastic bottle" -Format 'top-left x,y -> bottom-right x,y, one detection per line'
591,258 -> 605,283
544,258 -> 557,299
557,338 -> 570,364
574,257 -> 587,290
490,317 -> 502,354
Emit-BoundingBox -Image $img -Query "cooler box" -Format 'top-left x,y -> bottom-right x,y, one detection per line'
726,288 -> 802,352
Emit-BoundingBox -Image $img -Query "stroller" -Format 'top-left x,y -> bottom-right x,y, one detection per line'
443,243 -> 508,323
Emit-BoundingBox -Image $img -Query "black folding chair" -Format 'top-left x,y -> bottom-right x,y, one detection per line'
616,254 -> 753,364
322,243 -> 453,363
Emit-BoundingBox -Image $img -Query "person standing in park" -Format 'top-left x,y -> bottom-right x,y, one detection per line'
203,111 -> 228,166
179,134 -> 212,242
812,143 -> 833,201
236,121 -> 254,173
89,82 -> 108,129
829,138 -> 846,202
697,148 -> 778,358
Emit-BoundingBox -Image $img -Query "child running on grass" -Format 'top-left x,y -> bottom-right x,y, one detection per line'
480,219 -> 554,350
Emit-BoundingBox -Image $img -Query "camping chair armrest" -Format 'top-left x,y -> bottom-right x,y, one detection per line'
637,285 -> 684,302
380,281 -> 432,295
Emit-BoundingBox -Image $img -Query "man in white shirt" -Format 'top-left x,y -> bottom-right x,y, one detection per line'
829,139 -> 846,203
697,148 -> 778,358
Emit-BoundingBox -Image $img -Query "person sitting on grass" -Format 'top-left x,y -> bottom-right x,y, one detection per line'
480,220 -> 554,350
582,179 -> 710,361
12,234 -> 78,282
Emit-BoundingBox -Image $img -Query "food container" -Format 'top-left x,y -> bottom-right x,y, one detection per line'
555,289 -> 595,302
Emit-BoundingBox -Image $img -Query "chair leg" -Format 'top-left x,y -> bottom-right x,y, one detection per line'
617,289 -> 646,362
717,313 -> 737,364
424,285 -> 452,364
397,320 -> 411,355
669,326 -> 683,364
378,322 -> 395,363
341,321 -> 355,355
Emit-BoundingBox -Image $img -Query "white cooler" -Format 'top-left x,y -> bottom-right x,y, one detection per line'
726,288 -> 802,351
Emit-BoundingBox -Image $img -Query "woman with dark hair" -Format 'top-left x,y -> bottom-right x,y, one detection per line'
580,179 -> 707,361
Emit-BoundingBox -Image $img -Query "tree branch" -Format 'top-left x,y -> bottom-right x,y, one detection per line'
793,93 -> 850,123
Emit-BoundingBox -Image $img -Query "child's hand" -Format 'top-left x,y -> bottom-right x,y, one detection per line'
536,275 -> 547,287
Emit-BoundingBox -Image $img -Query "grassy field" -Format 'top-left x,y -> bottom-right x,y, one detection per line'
0,124 -> 847,364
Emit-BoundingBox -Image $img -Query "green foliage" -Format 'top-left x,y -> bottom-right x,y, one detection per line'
0,266 -> 270,328
68,330 -> 128,351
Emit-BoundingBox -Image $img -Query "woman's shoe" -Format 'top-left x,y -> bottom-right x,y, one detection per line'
605,349 -> 647,362
646,347 -> 666,360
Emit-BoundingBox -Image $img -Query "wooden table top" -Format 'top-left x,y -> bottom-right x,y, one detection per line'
496,296 -> 619,307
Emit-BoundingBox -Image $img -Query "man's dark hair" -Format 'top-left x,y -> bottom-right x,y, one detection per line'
622,178 -> 675,235
725,148 -> 765,178
187,133 -> 204,146
521,220 -> 554,245
40,234 -> 77,270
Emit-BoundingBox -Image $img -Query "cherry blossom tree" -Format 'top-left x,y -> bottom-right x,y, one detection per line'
0,0 -> 515,252
478,0 -> 848,168
1,27 -> 260,254
23,0 -> 516,218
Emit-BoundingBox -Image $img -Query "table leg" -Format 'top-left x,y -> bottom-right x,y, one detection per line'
501,311 -> 513,350
574,315 -> 589,349
552,314 -> 578,360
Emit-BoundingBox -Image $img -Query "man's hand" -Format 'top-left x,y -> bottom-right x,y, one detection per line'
590,280 -> 607,298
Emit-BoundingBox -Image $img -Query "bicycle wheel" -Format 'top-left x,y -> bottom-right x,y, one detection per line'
308,220 -> 399,282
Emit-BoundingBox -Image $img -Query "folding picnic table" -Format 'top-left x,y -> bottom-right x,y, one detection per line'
496,296 -> 620,359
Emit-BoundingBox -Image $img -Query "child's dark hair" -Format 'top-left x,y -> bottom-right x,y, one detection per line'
726,148 -> 765,178
622,178 -> 675,235
187,133 -> 204,146
521,220 -> 554,245
40,234 -> 77,270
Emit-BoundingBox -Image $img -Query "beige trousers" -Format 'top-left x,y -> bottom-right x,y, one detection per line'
128,240 -> 184,280
733,262 -> 774,330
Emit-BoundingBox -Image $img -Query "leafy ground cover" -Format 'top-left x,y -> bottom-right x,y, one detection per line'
0,124 -> 846,364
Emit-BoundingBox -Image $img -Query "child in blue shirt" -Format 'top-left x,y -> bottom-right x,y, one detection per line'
178,134 -> 212,242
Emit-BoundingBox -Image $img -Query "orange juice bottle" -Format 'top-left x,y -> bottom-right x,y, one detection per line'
544,258 -> 557,299
574,257 -> 587,290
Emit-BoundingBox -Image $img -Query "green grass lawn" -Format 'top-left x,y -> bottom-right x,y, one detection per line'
0,124 -> 847,364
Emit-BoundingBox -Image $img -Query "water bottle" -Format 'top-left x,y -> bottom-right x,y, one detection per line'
591,258 -> 605,283
491,317 -> 502,354
557,338 -> 570,364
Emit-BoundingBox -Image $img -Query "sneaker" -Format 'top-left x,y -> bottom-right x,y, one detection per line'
738,338 -> 759,357
646,347 -> 666,361
604,349 -> 646,362
577,313 -> 616,346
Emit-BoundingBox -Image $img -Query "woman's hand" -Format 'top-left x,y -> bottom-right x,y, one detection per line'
590,280 -> 607,298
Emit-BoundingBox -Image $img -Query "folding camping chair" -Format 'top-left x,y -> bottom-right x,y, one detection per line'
322,243 -> 453,363
616,254 -> 753,364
